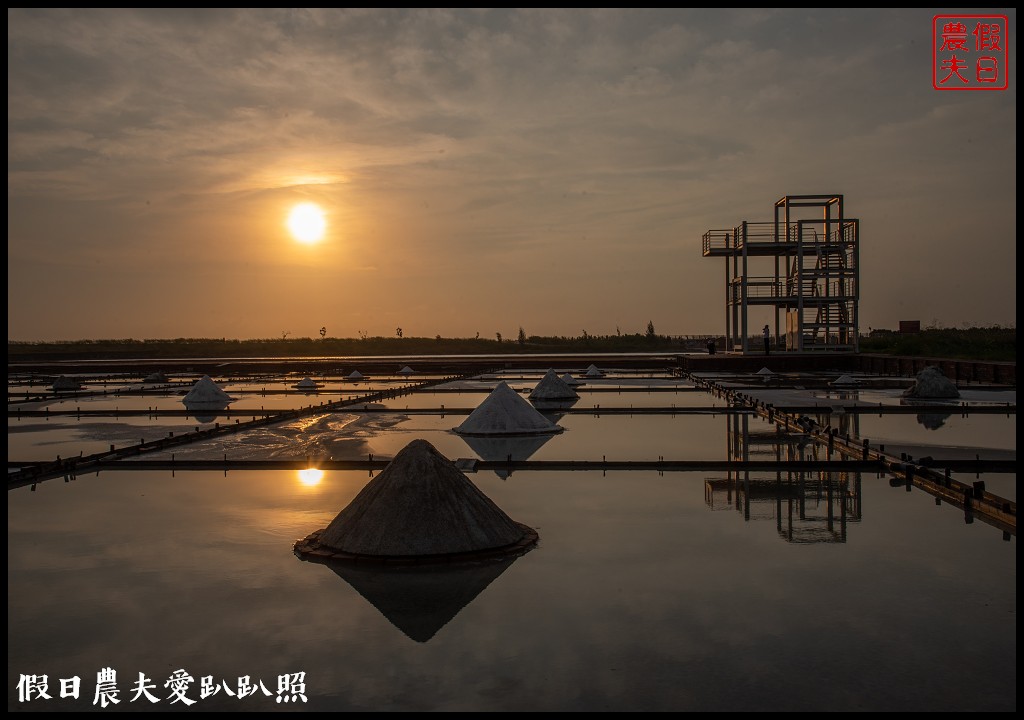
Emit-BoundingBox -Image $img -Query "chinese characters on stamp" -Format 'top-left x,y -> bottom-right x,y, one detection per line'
934,15 -> 1009,90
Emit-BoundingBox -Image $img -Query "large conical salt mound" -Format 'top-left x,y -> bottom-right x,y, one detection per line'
529,369 -> 579,400
585,364 -> 604,378
902,366 -> 960,399
454,382 -> 563,436
182,375 -> 234,404
297,439 -> 537,560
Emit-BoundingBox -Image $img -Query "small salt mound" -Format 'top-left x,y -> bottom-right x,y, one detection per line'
182,375 -> 235,404
585,364 -> 605,378
454,382 -> 562,436
830,375 -> 858,386
51,376 -> 82,391
347,370 -> 364,380
529,369 -> 579,400
903,366 -> 960,399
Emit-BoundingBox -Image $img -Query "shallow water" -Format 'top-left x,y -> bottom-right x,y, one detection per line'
7,467 -> 1015,712
7,367 -> 1016,711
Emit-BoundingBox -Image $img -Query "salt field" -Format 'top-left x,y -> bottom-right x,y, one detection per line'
8,358 -> 1016,711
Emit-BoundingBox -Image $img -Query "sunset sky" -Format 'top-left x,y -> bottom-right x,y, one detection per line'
7,8 -> 1017,341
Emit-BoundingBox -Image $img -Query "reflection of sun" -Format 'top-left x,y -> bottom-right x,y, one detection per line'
287,203 -> 327,244
297,468 -> 324,487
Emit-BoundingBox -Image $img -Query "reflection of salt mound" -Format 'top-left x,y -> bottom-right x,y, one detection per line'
296,439 -> 538,560
830,375 -> 858,386
322,556 -> 521,643
294,377 -> 319,389
903,366 -> 960,399
347,370 -> 364,380
530,398 -> 577,414
585,364 -> 605,378
916,413 -> 951,430
182,375 -> 235,404
460,433 -> 555,480
188,409 -> 224,424
561,373 -> 583,387
51,376 -> 81,391
143,372 -> 168,383
454,382 -> 563,436
398,366 -> 414,376
529,369 -> 579,400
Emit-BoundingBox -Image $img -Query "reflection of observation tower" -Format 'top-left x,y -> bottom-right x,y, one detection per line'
705,472 -> 863,544
702,194 -> 860,353
706,412 -> 862,543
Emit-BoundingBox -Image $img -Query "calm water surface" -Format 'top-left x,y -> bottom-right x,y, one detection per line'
8,370 -> 1015,711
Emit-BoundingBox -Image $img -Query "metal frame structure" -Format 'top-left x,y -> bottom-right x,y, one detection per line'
702,194 -> 860,353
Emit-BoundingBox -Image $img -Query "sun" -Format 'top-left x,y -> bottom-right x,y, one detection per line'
297,468 -> 324,487
287,202 -> 327,244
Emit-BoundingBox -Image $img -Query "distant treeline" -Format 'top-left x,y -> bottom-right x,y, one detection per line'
859,326 -> 1015,362
8,327 -> 1014,362
6,333 -> 695,360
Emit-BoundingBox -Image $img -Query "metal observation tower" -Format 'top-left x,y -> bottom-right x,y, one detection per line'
701,194 -> 860,353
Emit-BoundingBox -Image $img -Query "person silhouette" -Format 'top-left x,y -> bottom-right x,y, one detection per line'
762,325 -> 771,355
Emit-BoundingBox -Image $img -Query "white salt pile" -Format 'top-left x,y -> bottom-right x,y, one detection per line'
529,369 -> 579,400
182,375 -> 235,404
454,382 -> 563,436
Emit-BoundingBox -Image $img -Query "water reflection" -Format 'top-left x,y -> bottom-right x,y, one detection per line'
297,468 -> 324,487
310,556 -> 524,643
529,397 -> 579,414
705,471 -> 862,544
183,401 -> 231,424
916,412 -> 952,430
901,397 -> 958,431
458,433 -> 556,479
721,413 -> 863,542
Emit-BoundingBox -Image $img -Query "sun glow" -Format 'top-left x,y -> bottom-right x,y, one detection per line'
287,203 -> 327,244
297,468 -> 324,487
